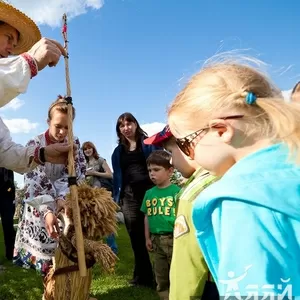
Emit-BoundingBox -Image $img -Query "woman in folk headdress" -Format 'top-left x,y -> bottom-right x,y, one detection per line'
13,96 -> 86,277
0,1 -> 71,174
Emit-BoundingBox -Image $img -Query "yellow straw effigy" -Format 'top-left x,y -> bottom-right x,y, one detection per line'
44,183 -> 119,300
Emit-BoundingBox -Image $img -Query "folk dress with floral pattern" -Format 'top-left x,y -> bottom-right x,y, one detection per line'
13,130 -> 86,276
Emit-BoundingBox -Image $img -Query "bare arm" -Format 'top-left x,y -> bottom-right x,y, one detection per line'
144,215 -> 151,240
144,215 -> 152,251
94,160 -> 113,179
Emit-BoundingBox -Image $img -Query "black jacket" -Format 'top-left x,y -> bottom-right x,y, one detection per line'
0,168 -> 15,200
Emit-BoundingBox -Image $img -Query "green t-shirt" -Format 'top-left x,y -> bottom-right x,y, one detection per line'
140,184 -> 180,234
169,169 -> 219,300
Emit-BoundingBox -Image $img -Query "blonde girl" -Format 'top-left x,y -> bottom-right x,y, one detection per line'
168,58 -> 300,297
14,96 -> 86,277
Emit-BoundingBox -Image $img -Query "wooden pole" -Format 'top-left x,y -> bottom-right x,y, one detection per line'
62,13 -> 87,277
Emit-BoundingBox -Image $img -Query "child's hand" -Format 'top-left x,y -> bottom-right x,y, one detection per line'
146,238 -> 153,251
45,212 -> 60,239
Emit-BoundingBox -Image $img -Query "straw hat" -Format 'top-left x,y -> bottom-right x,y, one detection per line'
0,1 -> 41,55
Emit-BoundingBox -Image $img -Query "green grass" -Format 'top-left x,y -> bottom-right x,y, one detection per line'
0,224 -> 159,300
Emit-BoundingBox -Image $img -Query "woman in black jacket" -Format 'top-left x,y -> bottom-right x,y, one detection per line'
111,112 -> 161,287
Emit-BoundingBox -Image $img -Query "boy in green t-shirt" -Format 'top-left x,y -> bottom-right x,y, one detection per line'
144,126 -> 219,300
140,150 -> 180,300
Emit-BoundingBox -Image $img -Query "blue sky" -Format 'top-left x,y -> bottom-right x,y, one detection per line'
6,0 -> 300,186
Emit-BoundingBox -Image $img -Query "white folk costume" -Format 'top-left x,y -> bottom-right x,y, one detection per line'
0,56 -> 40,172
0,1 -> 41,172
13,131 -> 86,276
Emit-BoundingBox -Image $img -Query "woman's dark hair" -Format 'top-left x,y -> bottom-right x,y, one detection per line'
292,81 -> 300,95
116,112 -> 148,149
291,81 -> 300,102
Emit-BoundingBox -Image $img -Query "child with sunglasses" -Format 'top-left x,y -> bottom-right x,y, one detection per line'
144,127 -> 219,300
168,58 -> 300,298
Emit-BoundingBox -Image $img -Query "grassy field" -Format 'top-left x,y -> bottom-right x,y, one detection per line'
0,224 -> 159,300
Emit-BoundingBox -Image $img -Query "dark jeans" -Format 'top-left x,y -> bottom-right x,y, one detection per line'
106,233 -> 118,254
0,194 -> 16,260
121,184 -> 154,286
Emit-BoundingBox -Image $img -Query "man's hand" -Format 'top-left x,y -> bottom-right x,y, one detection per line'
27,38 -> 66,71
44,143 -> 77,165
45,212 -> 60,239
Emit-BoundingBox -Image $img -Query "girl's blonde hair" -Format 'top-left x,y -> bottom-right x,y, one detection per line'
48,95 -> 76,120
168,56 -> 300,162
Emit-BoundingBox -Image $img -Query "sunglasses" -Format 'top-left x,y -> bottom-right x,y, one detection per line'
175,115 -> 244,157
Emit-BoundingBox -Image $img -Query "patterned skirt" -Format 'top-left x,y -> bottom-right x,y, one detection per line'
13,202 -> 57,277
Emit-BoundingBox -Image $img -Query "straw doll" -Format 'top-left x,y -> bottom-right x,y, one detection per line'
43,183 -> 119,300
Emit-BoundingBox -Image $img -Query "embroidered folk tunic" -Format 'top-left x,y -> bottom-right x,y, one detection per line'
13,131 -> 86,275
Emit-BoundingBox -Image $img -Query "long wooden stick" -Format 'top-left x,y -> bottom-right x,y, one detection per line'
62,13 -> 87,277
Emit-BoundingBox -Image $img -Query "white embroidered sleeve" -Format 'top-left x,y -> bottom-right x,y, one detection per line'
53,172 -> 69,200
0,118 -> 38,174
0,55 -> 31,108
23,138 -> 57,218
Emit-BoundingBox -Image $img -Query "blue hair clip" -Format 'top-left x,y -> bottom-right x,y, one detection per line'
245,92 -> 257,105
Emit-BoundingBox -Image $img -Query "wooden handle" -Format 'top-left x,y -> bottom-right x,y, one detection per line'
63,13 -> 87,277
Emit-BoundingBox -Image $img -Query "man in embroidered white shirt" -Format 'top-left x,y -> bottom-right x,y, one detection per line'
0,1 -> 77,240
0,1 -> 72,173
